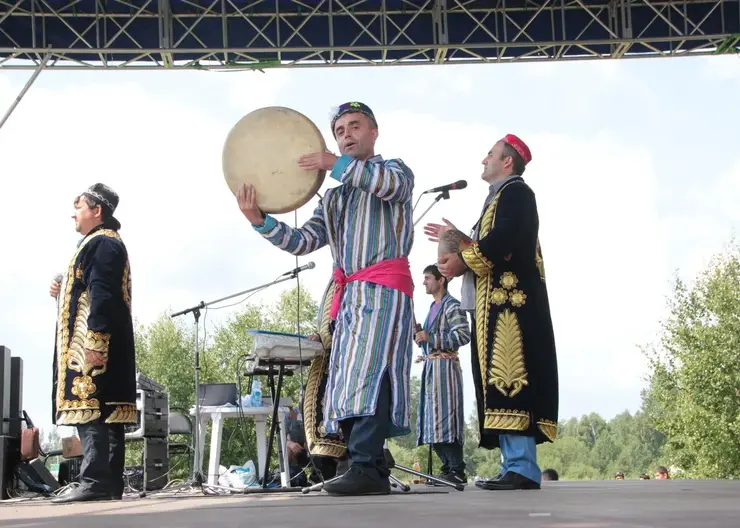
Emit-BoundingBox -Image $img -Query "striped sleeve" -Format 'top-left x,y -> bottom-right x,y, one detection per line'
429,299 -> 471,351
252,203 -> 328,256
330,155 -> 413,203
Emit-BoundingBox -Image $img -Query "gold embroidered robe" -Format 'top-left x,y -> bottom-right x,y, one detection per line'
461,176 -> 559,449
302,279 -> 347,459
52,225 -> 137,426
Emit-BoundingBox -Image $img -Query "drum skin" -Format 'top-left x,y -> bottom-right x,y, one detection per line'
222,106 -> 327,214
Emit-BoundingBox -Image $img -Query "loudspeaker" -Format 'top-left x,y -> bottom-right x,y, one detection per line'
8,357 -> 23,437
0,347 -> 11,436
143,437 -> 168,490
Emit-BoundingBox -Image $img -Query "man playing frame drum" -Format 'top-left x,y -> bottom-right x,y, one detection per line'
236,102 -> 416,496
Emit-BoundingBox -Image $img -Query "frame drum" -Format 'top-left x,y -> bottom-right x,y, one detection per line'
222,106 -> 327,214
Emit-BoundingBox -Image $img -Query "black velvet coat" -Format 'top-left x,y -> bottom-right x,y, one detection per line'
52,224 -> 137,426
461,176 -> 559,449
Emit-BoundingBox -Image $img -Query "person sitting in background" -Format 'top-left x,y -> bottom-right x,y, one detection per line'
284,406 -> 338,487
615,471 -> 625,480
639,473 -> 650,480
541,468 -> 559,481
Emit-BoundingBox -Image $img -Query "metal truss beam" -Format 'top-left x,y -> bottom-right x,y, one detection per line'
0,0 -> 738,70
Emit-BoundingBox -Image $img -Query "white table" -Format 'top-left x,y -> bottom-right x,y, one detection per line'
191,404 -> 291,488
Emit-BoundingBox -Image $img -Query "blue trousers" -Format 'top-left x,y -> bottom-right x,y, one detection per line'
500,434 -> 541,485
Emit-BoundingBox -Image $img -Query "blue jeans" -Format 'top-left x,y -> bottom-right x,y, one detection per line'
500,434 -> 541,484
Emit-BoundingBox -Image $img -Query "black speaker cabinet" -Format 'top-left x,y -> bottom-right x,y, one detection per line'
8,357 -> 23,437
0,347 -> 11,436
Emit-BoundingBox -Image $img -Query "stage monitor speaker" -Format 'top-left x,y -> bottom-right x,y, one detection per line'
0,347 -> 11,436
9,357 -> 23,437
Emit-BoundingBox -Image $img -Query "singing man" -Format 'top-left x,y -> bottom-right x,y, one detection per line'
236,102 -> 415,496
415,264 -> 471,486
49,183 -> 137,503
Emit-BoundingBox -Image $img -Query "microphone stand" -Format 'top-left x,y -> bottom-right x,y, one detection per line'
413,190 -> 450,227
169,269 -> 308,492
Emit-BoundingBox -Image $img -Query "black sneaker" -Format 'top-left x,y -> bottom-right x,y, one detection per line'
431,471 -> 467,487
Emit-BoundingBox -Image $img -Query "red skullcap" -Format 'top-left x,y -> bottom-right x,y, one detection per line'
502,134 -> 532,165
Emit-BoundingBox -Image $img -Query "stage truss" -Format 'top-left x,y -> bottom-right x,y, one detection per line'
0,0 -> 738,71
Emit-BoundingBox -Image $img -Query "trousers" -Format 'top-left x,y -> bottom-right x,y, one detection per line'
433,441 -> 465,474
500,434 -> 541,484
77,423 -> 126,496
338,370 -> 392,480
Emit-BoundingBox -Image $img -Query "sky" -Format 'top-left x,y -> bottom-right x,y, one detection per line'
0,54 -> 739,437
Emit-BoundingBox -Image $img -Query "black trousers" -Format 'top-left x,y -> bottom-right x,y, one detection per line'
77,423 -> 126,496
433,441 -> 466,474
338,371 -> 392,480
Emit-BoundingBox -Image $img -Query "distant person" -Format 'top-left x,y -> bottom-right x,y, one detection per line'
655,466 -> 670,479
639,473 -> 650,480
414,264 -> 471,486
615,471 -> 625,480
542,468 -> 559,481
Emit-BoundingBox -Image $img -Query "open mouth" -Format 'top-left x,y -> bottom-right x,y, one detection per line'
345,142 -> 357,149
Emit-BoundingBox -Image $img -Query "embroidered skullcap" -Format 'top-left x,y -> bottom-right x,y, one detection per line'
330,101 -> 377,134
501,134 -> 532,165
81,183 -> 121,230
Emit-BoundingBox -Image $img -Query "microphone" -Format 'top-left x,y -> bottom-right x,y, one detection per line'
280,262 -> 316,276
53,273 -> 63,283
422,180 -> 467,194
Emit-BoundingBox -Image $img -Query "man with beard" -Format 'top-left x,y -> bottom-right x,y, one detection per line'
414,264 -> 470,486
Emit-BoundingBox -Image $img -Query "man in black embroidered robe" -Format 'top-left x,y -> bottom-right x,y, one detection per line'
49,183 -> 137,503
426,134 -> 559,491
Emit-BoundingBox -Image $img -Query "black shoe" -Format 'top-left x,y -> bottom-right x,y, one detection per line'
474,471 -> 540,491
52,486 -> 112,504
430,471 -> 467,487
323,465 -> 390,496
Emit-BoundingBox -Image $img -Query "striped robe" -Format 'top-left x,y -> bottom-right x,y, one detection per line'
253,153 -> 415,438
416,294 -> 471,445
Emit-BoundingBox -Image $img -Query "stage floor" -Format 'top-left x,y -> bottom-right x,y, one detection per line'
1,479 -> 738,527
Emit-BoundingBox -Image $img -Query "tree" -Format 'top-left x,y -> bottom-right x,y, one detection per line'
130,285 -> 319,475
642,240 -> 740,478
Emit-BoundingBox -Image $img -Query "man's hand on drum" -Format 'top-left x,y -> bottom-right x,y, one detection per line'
236,183 -> 265,226
423,218 -> 458,243
298,152 -> 338,172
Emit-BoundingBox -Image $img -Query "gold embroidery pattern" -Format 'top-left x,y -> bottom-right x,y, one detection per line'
537,419 -> 558,442
509,289 -> 527,307
535,239 -> 546,282
500,271 -> 518,290
71,376 -> 97,400
85,330 -> 111,354
488,309 -> 528,398
122,262 -> 132,312
55,229 -> 121,420
105,404 -> 137,424
75,265 -> 82,279
492,288 -> 507,306
303,281 -> 347,459
461,242 -> 493,278
484,409 -> 530,431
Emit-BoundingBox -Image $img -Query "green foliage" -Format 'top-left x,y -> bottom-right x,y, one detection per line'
643,240 -> 740,478
128,283 -> 670,483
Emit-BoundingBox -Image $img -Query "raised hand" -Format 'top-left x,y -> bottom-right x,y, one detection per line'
298,152 -> 338,171
236,183 -> 266,226
423,218 -> 458,243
